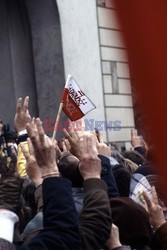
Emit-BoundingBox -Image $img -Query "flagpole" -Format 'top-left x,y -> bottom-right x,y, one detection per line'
52,76 -> 68,141
52,102 -> 63,141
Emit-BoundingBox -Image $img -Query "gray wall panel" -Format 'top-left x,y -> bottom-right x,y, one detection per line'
0,0 -> 65,137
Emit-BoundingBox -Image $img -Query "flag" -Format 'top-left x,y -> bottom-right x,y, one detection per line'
62,75 -> 96,121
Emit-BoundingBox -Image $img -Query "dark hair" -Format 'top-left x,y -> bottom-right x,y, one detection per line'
0,155 -> 17,175
20,178 -> 37,233
112,164 -> 131,197
123,150 -> 146,166
110,146 -> 125,166
58,153 -> 83,187
110,197 -> 153,249
21,178 -> 37,215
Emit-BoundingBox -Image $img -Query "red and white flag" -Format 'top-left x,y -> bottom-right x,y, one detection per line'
62,75 -> 96,121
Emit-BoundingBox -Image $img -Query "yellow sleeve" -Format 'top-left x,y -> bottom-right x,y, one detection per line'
17,141 -> 28,177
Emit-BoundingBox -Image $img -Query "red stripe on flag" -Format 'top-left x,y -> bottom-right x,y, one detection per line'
62,88 -> 84,121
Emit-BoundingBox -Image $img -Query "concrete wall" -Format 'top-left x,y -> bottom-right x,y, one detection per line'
0,0 -> 135,144
57,0 -> 135,144
0,0 -> 66,137
97,0 -> 135,146
0,0 -> 38,126
57,0 -> 106,139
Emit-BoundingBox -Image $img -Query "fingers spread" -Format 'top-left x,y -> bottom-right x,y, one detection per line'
36,118 -> 45,145
27,138 -> 34,155
62,141 -> 67,152
87,134 -> 98,155
26,123 -> 39,149
26,123 -> 35,139
131,128 -> 137,137
16,98 -> 22,114
143,191 -> 152,210
45,136 -> 52,149
98,131 -> 104,143
64,139 -> 70,151
79,136 -> 87,156
69,129 -> 79,141
23,96 -> 29,113
64,128 -> 78,145
63,128 -> 71,140
152,186 -> 159,206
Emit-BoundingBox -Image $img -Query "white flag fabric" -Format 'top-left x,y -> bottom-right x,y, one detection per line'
62,75 -> 96,121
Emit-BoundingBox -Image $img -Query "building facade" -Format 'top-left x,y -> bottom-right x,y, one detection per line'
0,0 -> 134,146
57,0 -> 135,146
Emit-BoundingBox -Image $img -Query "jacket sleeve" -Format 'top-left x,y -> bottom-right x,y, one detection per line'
134,146 -> 146,159
34,185 -> 43,212
17,142 -> 28,177
20,177 -> 80,250
152,222 -> 167,249
79,178 -> 112,250
99,155 -> 120,198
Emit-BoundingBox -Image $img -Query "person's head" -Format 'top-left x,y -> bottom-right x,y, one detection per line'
110,145 -> 125,166
21,178 -> 37,216
112,164 -> 131,197
58,153 -> 83,187
0,155 -> 23,218
0,154 -> 17,175
110,197 -> 153,248
124,158 -> 139,174
123,150 -> 146,166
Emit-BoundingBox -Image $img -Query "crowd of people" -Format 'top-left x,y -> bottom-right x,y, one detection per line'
0,96 -> 167,250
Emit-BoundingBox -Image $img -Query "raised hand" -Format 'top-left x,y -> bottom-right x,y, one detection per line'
131,128 -> 144,148
106,224 -> 122,250
78,134 -> 101,180
53,139 -> 69,163
96,131 -> 111,157
63,119 -> 92,158
143,186 -> 166,231
14,96 -> 31,132
26,118 -> 59,178
63,128 -> 80,157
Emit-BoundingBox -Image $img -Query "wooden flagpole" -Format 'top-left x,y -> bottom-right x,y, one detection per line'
52,102 -> 63,141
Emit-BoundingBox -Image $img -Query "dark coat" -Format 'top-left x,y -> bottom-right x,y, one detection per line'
99,155 -> 120,198
19,177 -> 81,250
152,222 -> 167,250
79,178 -> 112,250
